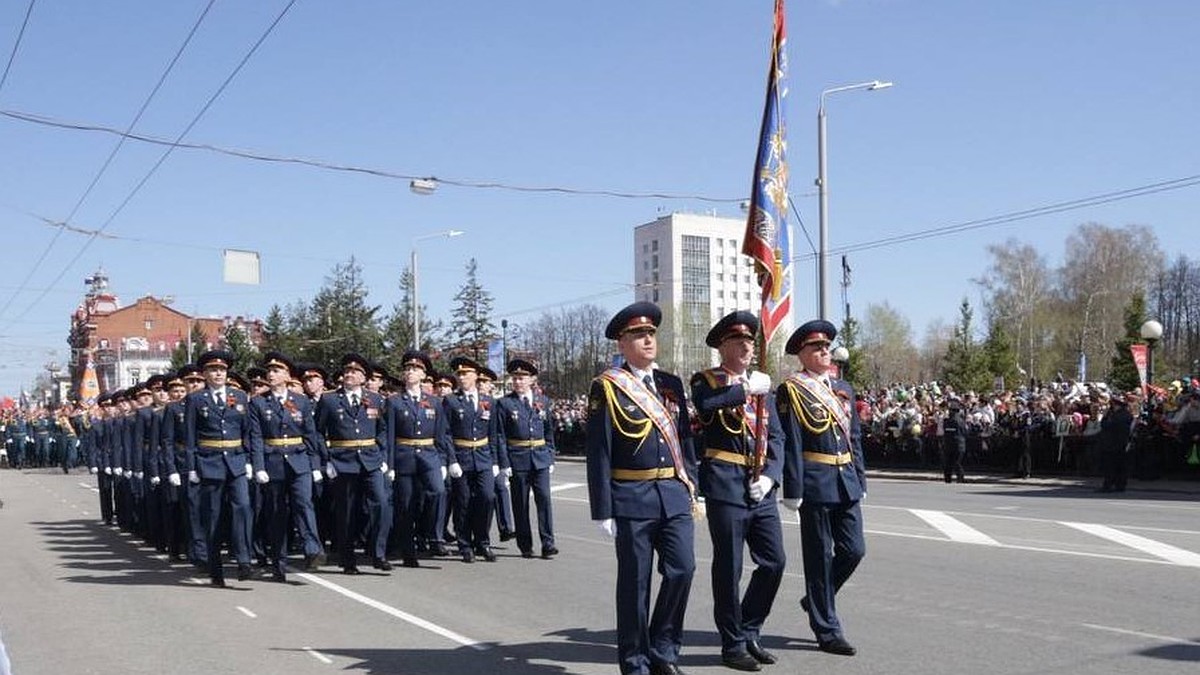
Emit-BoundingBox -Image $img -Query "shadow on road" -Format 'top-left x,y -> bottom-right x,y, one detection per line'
1137,640 -> 1200,662
966,485 -> 1200,502
32,519 -> 200,588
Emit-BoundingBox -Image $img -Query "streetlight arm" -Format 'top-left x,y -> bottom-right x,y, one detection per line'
819,80 -> 894,112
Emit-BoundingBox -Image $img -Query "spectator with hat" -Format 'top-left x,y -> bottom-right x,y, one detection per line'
496,357 -> 558,560
586,300 -> 697,675
778,319 -> 866,657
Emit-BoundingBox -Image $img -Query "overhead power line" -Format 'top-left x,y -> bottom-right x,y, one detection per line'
0,0 -> 36,97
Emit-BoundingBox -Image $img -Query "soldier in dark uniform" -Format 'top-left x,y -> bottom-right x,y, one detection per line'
112,390 -> 134,532
942,397 -> 966,483
384,350 -> 451,567
141,375 -> 170,551
247,352 -> 326,581
778,320 -> 866,657
184,350 -> 255,587
496,358 -> 558,559
479,366 -> 516,543
586,301 -> 697,675
91,395 -> 116,525
298,362 -> 333,550
691,312 -> 785,672
158,370 -> 190,562
315,353 -> 391,574
442,357 -> 500,563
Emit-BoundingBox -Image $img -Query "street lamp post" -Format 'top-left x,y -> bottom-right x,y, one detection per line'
816,80 -> 893,319
1140,319 -> 1164,394
411,230 -> 465,350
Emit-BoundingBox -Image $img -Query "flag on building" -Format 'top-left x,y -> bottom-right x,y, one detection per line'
79,356 -> 100,406
742,0 -> 793,345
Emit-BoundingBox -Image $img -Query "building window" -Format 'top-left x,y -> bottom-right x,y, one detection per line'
716,238 -> 723,249
729,239 -> 737,248
743,291 -> 751,300
716,290 -> 724,299
652,289 -> 659,302
643,244 -> 649,253
651,240 -> 659,252
716,273 -> 723,281
643,260 -> 648,270
652,271 -> 659,283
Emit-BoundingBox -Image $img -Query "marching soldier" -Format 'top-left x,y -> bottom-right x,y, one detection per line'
112,390 -> 133,532
184,350 -> 255,587
479,367 -> 516,543
586,301 -> 697,675
691,312 -> 785,671
159,370 -> 190,562
384,350 -> 450,567
247,352 -> 326,581
91,395 -> 116,525
442,356 -> 500,563
496,358 -> 557,560
778,320 -> 867,657
315,353 -> 390,574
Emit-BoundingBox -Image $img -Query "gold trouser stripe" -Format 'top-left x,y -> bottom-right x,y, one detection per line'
803,451 -> 853,466
265,438 -> 305,447
395,438 -> 435,447
508,439 -> 545,448
705,448 -> 751,466
453,438 -> 488,448
329,439 -> 376,448
197,439 -> 243,448
611,467 -> 676,481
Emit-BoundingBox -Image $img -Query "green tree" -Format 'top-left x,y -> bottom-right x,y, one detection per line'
980,322 -> 1020,391
1109,293 -> 1147,391
302,258 -> 384,367
260,304 -> 306,359
838,316 -> 868,390
221,321 -> 259,374
448,258 -> 496,362
380,265 -> 443,372
942,299 -> 990,393
170,322 -> 210,369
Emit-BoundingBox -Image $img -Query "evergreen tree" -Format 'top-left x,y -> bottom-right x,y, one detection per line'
221,321 -> 259,375
170,323 -> 210,369
448,258 -> 496,362
1109,293 -> 1146,391
302,258 -> 384,367
980,322 -> 1020,390
838,316 -> 868,390
260,304 -> 306,359
380,265 -> 443,372
942,299 -> 990,393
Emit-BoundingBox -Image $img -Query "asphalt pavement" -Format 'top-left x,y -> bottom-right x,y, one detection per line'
1,461 -> 1197,675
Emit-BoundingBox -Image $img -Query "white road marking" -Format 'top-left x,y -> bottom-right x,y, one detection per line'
236,606 -> 257,619
549,482 -> 584,494
296,573 -> 486,651
1081,623 -> 1200,644
304,647 -> 333,664
1062,522 -> 1200,568
77,482 -> 92,490
911,509 -> 1000,546
81,511 -> 89,515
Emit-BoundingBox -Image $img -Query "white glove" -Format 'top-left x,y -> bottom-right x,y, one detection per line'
255,470 -> 270,484
747,371 -> 772,396
114,466 -> 123,475
312,469 -> 323,483
548,464 -> 555,475
150,476 -> 161,486
168,472 -> 181,487
103,467 -> 112,475
748,475 -> 774,502
448,462 -> 463,479
387,469 -> 395,480
123,470 -> 132,479
380,461 -> 389,475
244,463 -> 253,478
441,466 -> 448,481
781,497 -> 802,511
504,467 -> 513,478
188,470 -> 200,484
90,467 -> 98,475
594,518 -> 617,539
134,471 -> 144,480
325,464 -> 338,480
492,465 -> 500,478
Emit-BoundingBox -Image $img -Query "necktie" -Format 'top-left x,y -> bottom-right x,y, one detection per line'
350,393 -> 359,408
468,393 -> 476,411
214,390 -> 223,406
642,374 -> 657,398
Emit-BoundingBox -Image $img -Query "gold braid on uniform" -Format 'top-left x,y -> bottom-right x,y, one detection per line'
716,408 -> 746,435
785,382 -> 833,434
693,370 -> 746,435
600,379 -> 653,450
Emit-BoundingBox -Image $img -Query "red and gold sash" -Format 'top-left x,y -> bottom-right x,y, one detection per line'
787,371 -> 851,441
600,368 -> 696,503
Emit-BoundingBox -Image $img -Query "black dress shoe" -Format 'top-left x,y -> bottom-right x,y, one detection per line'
800,596 -> 811,615
461,550 -> 475,564
304,552 -> 326,571
236,564 -> 253,581
650,663 -> 687,675
721,652 -> 761,671
818,637 -> 857,656
211,576 -> 226,588
342,566 -> 361,575
271,570 -> 287,583
402,557 -> 420,568
372,558 -> 394,571
746,640 -> 777,665
499,530 -> 515,542
541,546 -> 559,559
431,544 -> 449,557
521,550 -> 534,559
479,548 -> 497,563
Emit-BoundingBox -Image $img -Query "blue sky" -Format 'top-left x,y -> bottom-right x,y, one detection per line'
1,1 -> 1196,393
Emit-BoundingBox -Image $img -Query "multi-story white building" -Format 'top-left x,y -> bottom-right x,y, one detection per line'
633,212 -> 789,374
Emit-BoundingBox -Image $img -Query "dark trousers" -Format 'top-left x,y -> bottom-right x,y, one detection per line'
97,471 -> 114,524
943,437 -> 965,482
261,468 -> 322,570
162,482 -> 189,558
200,474 -> 252,580
707,501 -> 786,656
144,479 -> 163,550
186,478 -> 207,563
392,468 -> 444,559
615,513 -> 695,675
799,501 -> 865,642
452,469 -> 496,553
115,476 -> 132,530
510,467 -> 554,554
493,471 -> 514,535
330,470 -> 388,565
1102,449 -> 1130,491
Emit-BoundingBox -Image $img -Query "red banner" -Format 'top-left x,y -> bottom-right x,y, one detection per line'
1130,343 -> 1148,397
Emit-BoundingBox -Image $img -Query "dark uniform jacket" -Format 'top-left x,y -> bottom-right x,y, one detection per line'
586,365 -> 696,521
315,388 -> 388,474
495,391 -> 556,472
778,374 -> 866,504
184,387 -> 252,480
442,390 -> 498,472
248,391 -> 322,479
690,368 -> 784,507
160,400 -> 187,476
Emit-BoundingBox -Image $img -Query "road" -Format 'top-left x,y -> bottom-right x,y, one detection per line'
1,462 -> 1197,674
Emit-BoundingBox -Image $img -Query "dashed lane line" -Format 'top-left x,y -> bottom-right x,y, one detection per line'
1062,522 -> 1200,568
236,606 -> 258,619
304,647 -> 333,664
1081,623 -> 1200,645
911,509 -> 1001,546
549,482 -> 584,494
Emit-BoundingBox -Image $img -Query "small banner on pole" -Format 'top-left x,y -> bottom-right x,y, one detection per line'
1130,343 -> 1148,397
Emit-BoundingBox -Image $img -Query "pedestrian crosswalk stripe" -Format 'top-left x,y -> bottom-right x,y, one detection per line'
911,509 -> 1000,546
1061,522 -> 1200,568
549,482 -> 585,494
